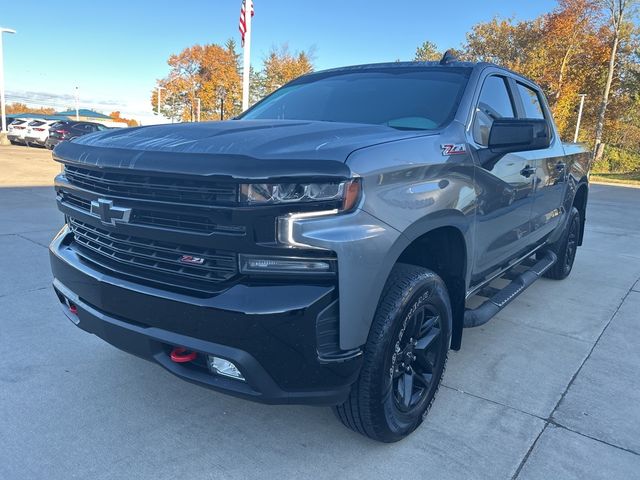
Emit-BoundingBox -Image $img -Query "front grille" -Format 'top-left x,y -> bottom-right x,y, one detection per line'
64,165 -> 238,206
63,192 -> 91,211
69,218 -> 238,292
60,191 -> 246,236
131,210 -> 245,235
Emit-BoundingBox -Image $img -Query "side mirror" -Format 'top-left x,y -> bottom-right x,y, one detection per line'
479,118 -> 550,170
488,118 -> 550,153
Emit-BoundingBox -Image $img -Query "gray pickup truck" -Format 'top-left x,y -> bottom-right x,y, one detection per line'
49,57 -> 590,442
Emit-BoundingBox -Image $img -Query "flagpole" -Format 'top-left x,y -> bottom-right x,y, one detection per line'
241,0 -> 252,111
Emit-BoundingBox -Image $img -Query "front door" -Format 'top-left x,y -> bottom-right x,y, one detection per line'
470,75 -> 536,282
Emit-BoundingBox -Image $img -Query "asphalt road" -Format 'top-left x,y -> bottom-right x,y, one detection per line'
1,145 -> 639,479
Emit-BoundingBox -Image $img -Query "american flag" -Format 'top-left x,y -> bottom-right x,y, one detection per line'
239,0 -> 254,47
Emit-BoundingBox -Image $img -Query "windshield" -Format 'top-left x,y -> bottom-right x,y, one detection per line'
242,67 -> 470,130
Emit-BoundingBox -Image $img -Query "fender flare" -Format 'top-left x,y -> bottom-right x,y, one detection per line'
358,209 -> 472,351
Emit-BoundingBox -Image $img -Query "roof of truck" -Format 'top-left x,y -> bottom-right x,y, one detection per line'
308,60 -> 538,89
315,60 -> 484,73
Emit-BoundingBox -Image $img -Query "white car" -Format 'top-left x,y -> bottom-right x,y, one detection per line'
24,119 -> 60,147
7,118 -> 31,145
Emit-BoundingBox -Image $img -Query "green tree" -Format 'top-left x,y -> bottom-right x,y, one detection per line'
254,44 -> 314,99
414,41 -> 441,61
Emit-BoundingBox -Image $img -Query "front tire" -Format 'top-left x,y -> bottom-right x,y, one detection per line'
333,263 -> 451,442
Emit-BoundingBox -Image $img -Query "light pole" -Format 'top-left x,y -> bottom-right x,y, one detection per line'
156,86 -> 165,116
217,86 -> 226,121
0,27 -> 16,133
573,94 -> 587,143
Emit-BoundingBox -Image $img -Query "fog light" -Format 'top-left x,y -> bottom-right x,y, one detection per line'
207,356 -> 245,381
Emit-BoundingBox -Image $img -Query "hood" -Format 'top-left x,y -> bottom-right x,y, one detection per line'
53,120 -> 432,180
74,119 -> 428,159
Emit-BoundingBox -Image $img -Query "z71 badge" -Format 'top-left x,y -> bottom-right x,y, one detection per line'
179,255 -> 206,265
441,144 -> 467,156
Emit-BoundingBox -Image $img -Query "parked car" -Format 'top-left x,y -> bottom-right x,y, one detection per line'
49,57 -> 590,442
24,119 -> 60,147
46,121 -> 109,149
7,118 -> 31,144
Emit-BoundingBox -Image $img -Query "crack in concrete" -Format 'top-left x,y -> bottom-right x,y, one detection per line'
0,286 -> 49,299
15,233 -> 51,249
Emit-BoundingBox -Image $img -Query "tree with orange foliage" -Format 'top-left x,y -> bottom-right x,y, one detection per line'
151,39 -> 242,121
422,3 -> 639,171
528,0 -> 610,136
6,103 -> 56,115
458,6 -> 620,141
593,0 -> 639,161
463,16 -> 544,73
110,111 -> 139,127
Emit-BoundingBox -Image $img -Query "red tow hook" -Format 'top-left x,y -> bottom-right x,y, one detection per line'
170,347 -> 198,363
69,303 -> 78,315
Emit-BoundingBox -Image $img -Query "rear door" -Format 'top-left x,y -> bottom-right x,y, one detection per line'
511,81 -> 567,243
469,74 -> 537,281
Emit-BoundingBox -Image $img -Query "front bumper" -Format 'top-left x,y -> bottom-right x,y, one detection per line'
50,226 -> 362,405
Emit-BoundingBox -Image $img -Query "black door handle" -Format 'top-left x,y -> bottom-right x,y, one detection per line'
520,165 -> 536,178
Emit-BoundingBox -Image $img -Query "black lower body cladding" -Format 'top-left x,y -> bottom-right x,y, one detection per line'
49,227 -> 361,405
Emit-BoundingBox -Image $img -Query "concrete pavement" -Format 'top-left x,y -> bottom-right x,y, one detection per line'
1,145 -> 639,479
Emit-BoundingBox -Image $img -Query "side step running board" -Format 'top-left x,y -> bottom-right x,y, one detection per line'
463,251 -> 557,328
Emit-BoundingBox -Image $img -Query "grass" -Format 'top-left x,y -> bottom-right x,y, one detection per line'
590,172 -> 640,186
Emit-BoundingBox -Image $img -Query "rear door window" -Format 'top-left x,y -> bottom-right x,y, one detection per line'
74,124 -> 92,133
517,83 -> 545,119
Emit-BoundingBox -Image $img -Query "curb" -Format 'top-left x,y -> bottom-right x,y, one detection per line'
590,180 -> 640,189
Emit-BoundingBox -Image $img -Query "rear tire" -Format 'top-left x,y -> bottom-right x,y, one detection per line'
333,263 -> 451,442
542,206 -> 580,280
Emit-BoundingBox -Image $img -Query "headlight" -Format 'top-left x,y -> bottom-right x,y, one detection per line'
239,179 -> 361,211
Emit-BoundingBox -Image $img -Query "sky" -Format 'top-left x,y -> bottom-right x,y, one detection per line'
2,0 -> 557,124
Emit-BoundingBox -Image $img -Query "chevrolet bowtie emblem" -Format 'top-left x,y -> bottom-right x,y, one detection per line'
90,198 -> 132,225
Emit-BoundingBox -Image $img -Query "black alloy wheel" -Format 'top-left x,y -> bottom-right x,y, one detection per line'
333,263 -> 451,442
